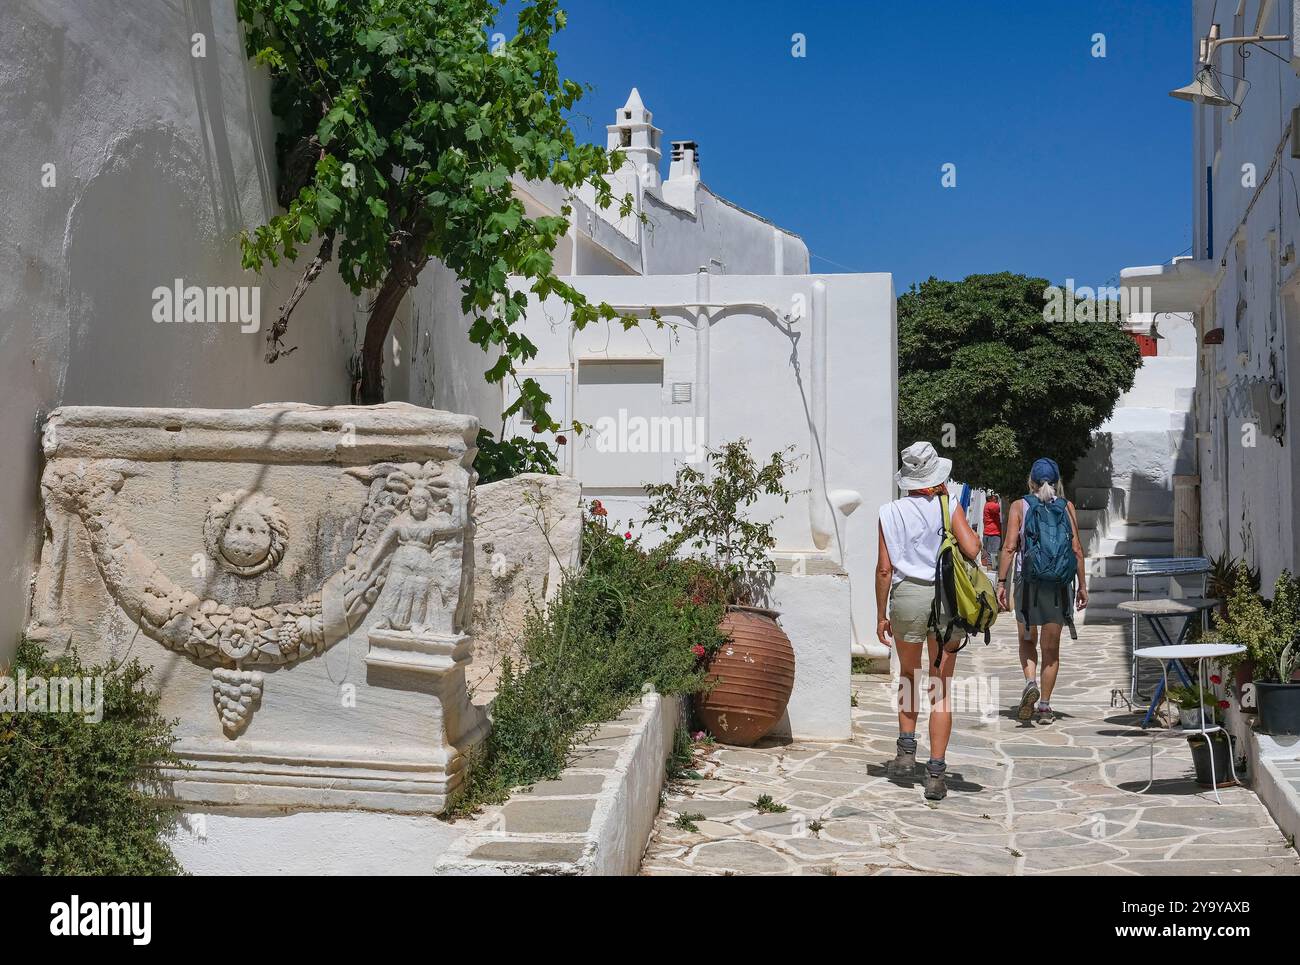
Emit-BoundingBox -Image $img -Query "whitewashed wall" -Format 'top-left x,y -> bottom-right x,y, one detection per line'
1188,0 -> 1300,584
497,271 -> 897,659
0,0 -> 368,661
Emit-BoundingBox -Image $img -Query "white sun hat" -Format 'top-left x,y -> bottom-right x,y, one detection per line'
894,441 -> 953,491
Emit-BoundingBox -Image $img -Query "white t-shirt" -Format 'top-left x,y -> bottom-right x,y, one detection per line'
879,495 -> 944,584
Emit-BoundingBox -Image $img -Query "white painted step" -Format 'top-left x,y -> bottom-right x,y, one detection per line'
1079,607 -> 1129,622
1085,574 -> 1136,591
1085,555 -> 1142,578
1091,537 -> 1174,557
1072,485 -> 1176,522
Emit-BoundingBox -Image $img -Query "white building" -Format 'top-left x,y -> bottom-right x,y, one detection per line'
1121,0 -> 1300,585
411,91 -> 900,732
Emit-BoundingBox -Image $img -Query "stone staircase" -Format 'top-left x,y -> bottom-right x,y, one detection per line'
1074,487 -> 1180,621
1070,318 -> 1198,623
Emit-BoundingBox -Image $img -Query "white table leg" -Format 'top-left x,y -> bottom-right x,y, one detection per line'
1138,660 -> 1168,794
1198,658 -> 1222,804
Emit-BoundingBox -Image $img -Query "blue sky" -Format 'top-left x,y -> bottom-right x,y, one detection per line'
548,0 -> 1192,291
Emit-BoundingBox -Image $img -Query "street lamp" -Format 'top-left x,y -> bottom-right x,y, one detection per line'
1168,23 -> 1289,108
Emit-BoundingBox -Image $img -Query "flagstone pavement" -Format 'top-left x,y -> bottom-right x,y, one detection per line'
641,619 -> 1300,876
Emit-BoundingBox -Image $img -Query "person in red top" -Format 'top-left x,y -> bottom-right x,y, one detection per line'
981,493 -> 1002,570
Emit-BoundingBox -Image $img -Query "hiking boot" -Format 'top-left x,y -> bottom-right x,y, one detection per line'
1017,680 -> 1040,721
1035,703 -> 1054,724
924,767 -> 948,801
885,738 -> 917,778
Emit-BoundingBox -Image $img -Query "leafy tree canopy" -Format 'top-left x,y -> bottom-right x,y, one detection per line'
897,272 -> 1142,497
237,0 -> 642,417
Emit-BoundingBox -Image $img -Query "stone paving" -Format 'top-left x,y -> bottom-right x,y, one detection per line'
641,619 -> 1300,875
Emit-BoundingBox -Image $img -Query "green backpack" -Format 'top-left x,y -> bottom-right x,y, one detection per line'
931,492 -> 998,664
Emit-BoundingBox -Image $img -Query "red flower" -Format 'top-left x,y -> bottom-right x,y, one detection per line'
1210,674 -> 1222,685
691,644 -> 707,658
1218,699 -> 1231,710
555,434 -> 567,445
589,499 -> 607,518
624,531 -> 632,540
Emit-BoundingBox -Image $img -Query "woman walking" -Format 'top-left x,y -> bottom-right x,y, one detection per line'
875,441 -> 981,801
995,458 -> 1088,723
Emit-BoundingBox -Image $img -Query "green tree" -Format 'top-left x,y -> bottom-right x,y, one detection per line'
237,0 -> 641,417
897,272 -> 1142,496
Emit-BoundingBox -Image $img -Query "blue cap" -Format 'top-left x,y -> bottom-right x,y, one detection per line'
1030,457 -> 1060,484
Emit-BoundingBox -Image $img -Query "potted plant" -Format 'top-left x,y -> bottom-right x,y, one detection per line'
1166,668 -> 1236,789
1185,731 -> 1236,789
1212,568 -> 1300,735
1207,553 -> 1261,698
644,440 -> 800,746
1207,552 -> 1260,621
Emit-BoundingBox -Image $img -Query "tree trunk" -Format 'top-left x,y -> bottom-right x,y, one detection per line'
357,262 -> 414,405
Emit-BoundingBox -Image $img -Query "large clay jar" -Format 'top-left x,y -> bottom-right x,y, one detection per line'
695,606 -> 795,746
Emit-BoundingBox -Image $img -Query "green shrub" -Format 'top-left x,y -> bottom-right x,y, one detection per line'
1211,568 -> 1300,683
0,640 -> 184,875
643,439 -> 798,605
448,512 -> 724,816
473,428 -> 560,484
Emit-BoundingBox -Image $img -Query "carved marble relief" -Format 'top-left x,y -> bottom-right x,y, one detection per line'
38,457 -> 472,736
203,490 -> 288,576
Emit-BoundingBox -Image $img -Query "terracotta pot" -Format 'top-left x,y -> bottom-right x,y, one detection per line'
694,606 -> 795,747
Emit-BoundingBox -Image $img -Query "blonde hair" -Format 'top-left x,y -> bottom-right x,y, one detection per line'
1027,474 -> 1064,503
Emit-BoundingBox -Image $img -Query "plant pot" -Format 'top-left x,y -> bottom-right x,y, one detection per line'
1234,660 -> 1256,714
694,606 -> 795,747
1178,706 -> 1213,729
1254,682 -> 1300,736
1186,731 -> 1235,789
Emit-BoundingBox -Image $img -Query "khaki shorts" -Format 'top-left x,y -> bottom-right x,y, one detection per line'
889,577 -> 935,644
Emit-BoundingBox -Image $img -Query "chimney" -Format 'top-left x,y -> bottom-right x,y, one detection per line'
668,140 -> 700,182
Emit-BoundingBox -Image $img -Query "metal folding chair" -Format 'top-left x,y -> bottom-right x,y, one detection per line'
1126,557 -> 1211,702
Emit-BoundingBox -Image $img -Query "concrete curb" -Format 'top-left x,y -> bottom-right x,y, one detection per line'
434,691 -> 681,875
1223,701 -> 1300,849
1256,758 -> 1300,847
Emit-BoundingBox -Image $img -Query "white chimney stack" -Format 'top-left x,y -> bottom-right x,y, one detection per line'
668,140 -> 700,182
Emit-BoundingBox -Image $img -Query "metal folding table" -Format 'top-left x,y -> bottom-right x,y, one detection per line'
1117,597 -> 1221,728
1132,642 -> 1244,804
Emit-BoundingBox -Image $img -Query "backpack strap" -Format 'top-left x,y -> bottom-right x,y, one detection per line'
975,595 -> 992,645
934,624 -> 968,668
1062,581 -> 1079,641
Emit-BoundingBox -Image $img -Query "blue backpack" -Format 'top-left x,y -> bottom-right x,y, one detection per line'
1020,495 -> 1078,637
